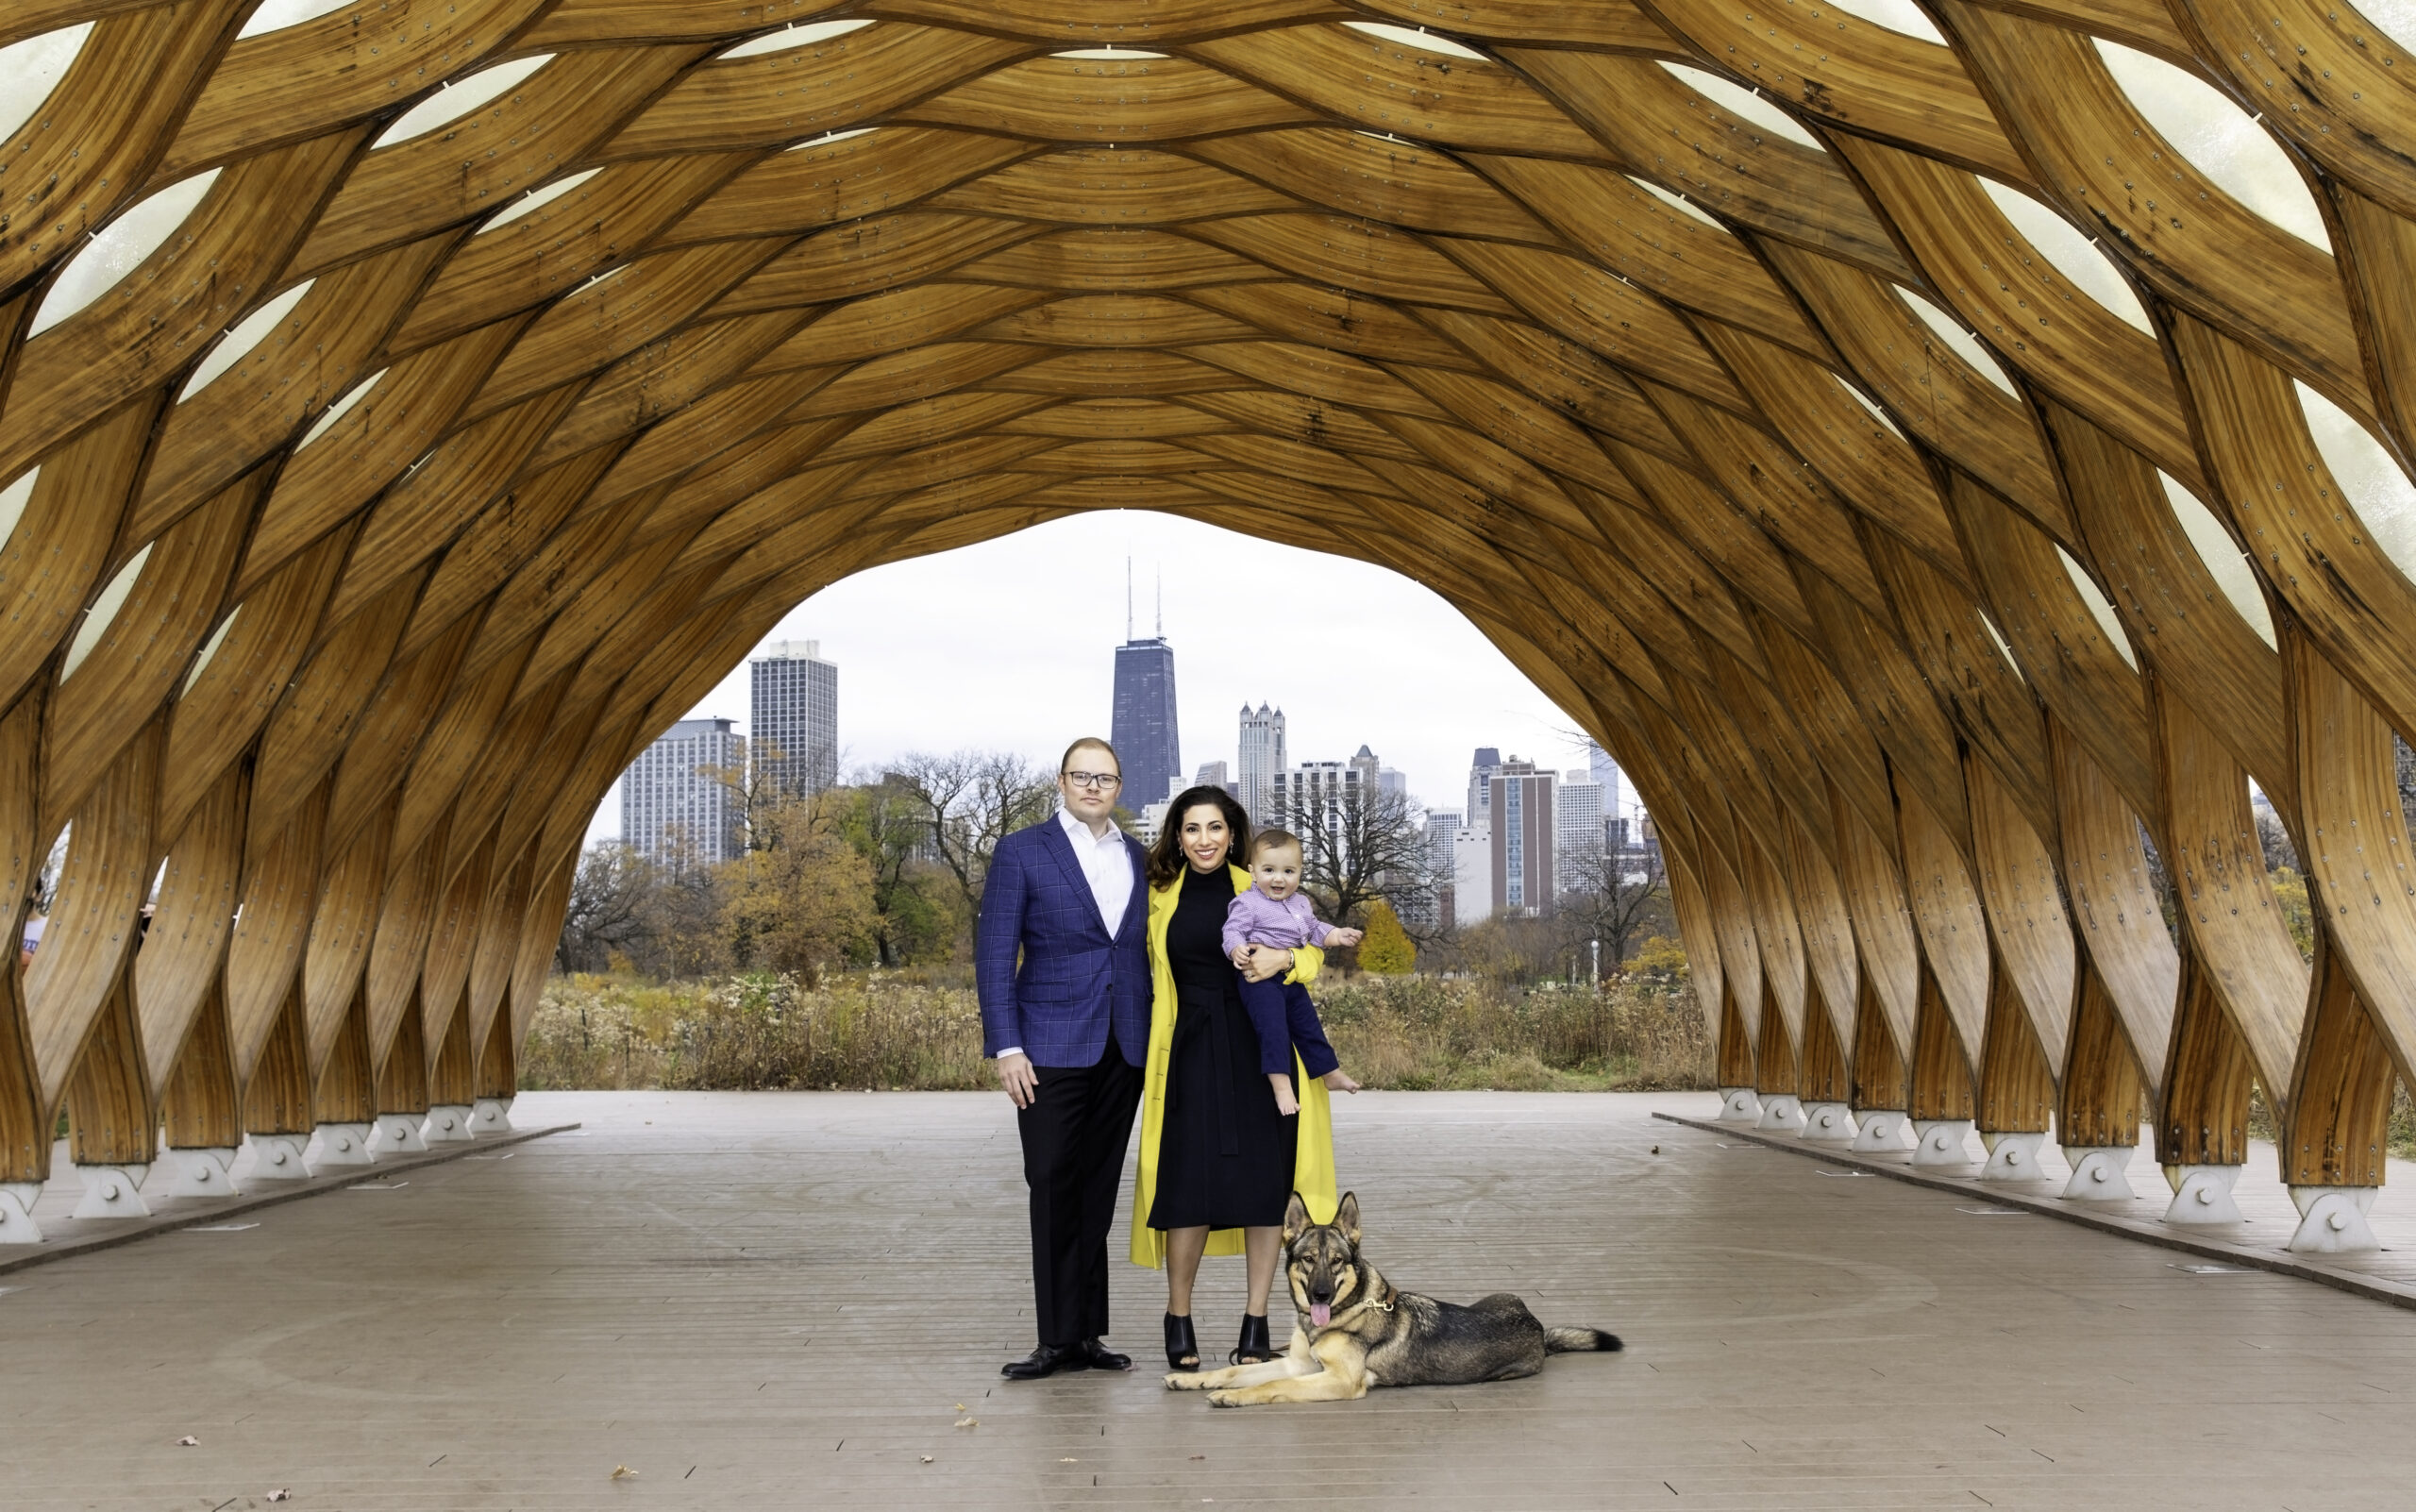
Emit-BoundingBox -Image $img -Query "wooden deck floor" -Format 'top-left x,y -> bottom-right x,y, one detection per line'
7,1089 -> 2416,1509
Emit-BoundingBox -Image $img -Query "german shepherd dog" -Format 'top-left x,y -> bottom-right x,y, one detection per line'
1166,1191 -> 1620,1406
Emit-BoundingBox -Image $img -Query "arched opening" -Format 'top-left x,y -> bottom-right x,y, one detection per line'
1,2 -> 2414,1280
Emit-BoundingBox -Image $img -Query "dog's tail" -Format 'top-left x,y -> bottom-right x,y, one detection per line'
1545,1326 -> 1622,1353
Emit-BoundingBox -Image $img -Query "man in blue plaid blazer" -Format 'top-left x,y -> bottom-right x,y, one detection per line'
978,736 -> 1150,1380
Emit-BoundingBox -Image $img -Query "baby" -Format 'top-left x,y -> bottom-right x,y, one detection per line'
1222,830 -> 1366,1117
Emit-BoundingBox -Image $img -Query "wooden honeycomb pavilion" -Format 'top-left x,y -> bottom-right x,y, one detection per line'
6,0 -> 2416,1245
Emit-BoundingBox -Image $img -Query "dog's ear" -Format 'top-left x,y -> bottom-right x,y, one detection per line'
1334,1191 -> 1361,1246
1283,1190 -> 1311,1244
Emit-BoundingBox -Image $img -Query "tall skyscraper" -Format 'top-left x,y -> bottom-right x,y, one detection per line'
1488,759 -> 1556,916
622,718 -> 747,865
1194,760 -> 1235,798
1586,740 -> 1628,852
1113,636 -> 1181,809
1424,810 -> 1462,877
1237,703 -> 1285,823
750,639 -> 837,799
1556,770 -> 1604,899
1466,747 -> 1503,832
1452,824 -> 1493,929
1418,808 -> 1460,931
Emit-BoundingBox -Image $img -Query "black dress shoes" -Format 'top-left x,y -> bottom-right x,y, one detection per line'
1079,1336 -> 1132,1371
1001,1342 -> 1090,1380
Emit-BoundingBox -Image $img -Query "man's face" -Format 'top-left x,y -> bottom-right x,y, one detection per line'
1059,746 -> 1122,825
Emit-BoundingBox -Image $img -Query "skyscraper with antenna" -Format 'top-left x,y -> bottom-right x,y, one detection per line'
1112,561 -> 1182,809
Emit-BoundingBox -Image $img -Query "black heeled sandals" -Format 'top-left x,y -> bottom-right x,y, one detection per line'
1165,1312 -> 1200,1371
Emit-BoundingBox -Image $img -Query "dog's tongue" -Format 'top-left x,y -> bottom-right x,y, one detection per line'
1310,1302 -> 1332,1328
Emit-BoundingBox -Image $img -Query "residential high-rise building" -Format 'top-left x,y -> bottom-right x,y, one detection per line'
621,718 -> 747,865
1488,760 -> 1555,916
1423,810 -> 1462,879
1237,703 -> 1286,823
750,639 -> 837,799
1271,758 -> 1363,848
1452,824 -> 1494,928
1466,747 -> 1503,832
1556,770 -> 1604,899
1419,809 -> 1460,932
1112,634 -> 1182,808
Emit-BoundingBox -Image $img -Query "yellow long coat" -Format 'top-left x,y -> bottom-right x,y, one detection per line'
1128,863 -> 1339,1268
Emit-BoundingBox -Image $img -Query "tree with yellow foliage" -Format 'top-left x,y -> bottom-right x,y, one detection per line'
1357,899 -> 1417,974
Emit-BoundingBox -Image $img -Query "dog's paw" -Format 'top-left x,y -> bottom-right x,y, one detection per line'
1163,1371 -> 1200,1390
1206,1391 -> 1245,1408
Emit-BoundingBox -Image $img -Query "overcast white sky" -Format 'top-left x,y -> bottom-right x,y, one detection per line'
583,512 -> 1617,843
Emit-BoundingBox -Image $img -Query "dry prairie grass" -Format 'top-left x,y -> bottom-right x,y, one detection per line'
520,971 -> 988,1091
520,969 -> 1713,1094
1317,974 -> 1714,1092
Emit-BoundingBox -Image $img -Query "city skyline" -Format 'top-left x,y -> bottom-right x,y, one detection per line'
582,513 -> 1602,845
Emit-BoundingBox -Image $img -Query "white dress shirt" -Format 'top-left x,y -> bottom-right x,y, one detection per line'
1057,806 -> 1135,935
998,808 -> 1136,1060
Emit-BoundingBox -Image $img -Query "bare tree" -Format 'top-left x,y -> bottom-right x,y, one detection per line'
891,750 -> 1056,916
557,842 -> 661,972
1288,782 -> 1434,926
1559,842 -> 1669,968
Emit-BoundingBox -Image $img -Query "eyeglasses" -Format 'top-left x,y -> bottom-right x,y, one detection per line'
1064,770 -> 1122,790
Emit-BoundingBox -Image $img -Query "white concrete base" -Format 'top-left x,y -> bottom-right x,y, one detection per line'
1977,1131 -> 2048,1181
2287,1185 -> 2380,1253
0,1181 -> 42,1243
1715,1086 -> 1763,1124
1801,1101 -> 1856,1143
312,1122 -> 374,1168
1851,1109 -> 1915,1152
2161,1164 -> 2245,1225
248,1133 -> 312,1180
159,1147 -> 241,1200
374,1113 -> 428,1155
422,1104 -> 474,1143
1755,1094 -> 1806,1134
472,1096 -> 515,1134
2060,1146 -> 2138,1201
1910,1119 -> 1976,1168
71,1164 -> 150,1219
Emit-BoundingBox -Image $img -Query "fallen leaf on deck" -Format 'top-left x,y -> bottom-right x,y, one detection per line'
266,1490 -> 291,1503
610,1465 -> 639,1479
1059,1457 -> 1078,1463
953,1403 -> 965,1411
954,1417 -> 978,1429
175,1436 -> 197,1447
920,1456 -> 934,1464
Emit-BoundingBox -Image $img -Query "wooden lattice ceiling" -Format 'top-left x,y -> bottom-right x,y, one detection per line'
7,0 -> 2416,1221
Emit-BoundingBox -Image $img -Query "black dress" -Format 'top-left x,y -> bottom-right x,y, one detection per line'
1147,865 -> 1299,1231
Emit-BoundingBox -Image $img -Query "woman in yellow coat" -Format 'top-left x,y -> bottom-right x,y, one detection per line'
1128,784 -> 1348,1373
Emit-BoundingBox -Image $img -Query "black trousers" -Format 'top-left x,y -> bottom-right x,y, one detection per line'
1016,1030 -> 1145,1348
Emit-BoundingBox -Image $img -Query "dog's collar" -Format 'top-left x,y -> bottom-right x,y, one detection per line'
1322,1278 -> 1395,1325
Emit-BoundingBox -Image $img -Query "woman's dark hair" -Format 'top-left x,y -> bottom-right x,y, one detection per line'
1147,785 -> 1250,889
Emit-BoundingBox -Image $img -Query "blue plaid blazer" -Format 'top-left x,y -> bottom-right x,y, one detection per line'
975,817 -> 1149,1068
